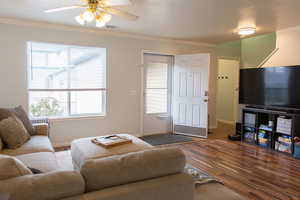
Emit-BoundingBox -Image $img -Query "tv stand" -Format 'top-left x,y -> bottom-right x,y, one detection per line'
241,107 -> 300,158
245,105 -> 300,114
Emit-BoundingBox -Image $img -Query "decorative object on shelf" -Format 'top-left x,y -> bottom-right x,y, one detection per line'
276,117 -> 292,135
244,112 -> 256,126
294,137 -> 300,159
44,0 -> 138,28
275,135 -> 292,153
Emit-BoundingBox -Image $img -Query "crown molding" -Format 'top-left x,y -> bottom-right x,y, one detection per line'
277,25 -> 300,34
0,17 -> 216,48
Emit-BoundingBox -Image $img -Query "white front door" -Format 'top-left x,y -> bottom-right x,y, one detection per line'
173,54 -> 210,138
142,54 -> 173,135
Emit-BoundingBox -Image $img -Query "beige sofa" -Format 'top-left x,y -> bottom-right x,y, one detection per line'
0,123 -> 245,200
0,123 -> 194,200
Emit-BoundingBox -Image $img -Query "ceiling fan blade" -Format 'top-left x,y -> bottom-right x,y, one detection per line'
103,0 -> 132,7
44,5 -> 86,13
104,7 -> 138,21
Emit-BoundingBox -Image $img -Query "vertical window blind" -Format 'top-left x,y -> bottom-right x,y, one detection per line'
145,62 -> 169,114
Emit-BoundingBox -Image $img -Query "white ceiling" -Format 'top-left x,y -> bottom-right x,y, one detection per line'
1,0 -> 300,44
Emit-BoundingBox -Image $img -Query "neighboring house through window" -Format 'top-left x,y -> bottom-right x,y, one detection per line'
27,42 -> 106,118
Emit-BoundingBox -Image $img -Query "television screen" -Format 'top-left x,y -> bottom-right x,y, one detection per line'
239,66 -> 300,108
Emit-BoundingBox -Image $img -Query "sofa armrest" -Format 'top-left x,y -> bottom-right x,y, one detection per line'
0,171 -> 85,200
32,123 -> 49,136
81,147 -> 186,192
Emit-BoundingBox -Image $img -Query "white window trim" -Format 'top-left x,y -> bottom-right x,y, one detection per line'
27,42 -> 107,119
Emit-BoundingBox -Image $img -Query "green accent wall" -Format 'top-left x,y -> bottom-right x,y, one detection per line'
216,40 -> 241,59
216,32 -> 276,68
241,33 -> 276,68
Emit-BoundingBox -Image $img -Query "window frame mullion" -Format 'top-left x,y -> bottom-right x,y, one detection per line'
67,47 -> 71,116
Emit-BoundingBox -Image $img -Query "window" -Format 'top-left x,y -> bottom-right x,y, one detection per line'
27,42 -> 106,118
145,62 -> 170,114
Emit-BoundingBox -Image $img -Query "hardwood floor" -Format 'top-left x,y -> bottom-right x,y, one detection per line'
170,139 -> 300,200
55,121 -> 300,199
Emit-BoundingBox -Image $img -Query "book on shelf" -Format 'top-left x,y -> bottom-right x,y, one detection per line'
259,125 -> 273,132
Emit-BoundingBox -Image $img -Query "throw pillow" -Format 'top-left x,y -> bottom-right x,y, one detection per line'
0,155 -> 32,180
0,116 -> 31,149
0,106 -> 35,136
10,106 -> 35,136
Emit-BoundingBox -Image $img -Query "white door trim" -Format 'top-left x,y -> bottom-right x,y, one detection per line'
140,50 -> 175,137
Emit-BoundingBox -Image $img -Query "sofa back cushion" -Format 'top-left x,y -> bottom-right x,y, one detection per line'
0,106 -> 35,136
10,106 -> 35,136
0,155 -> 32,180
0,171 -> 85,200
80,147 -> 186,192
0,116 -> 31,149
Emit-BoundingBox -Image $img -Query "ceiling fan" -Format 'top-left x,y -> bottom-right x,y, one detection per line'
44,0 -> 138,28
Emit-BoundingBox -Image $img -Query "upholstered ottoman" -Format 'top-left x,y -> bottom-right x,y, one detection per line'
71,134 -> 153,169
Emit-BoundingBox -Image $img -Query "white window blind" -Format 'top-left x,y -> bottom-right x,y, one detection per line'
27,42 -> 106,118
145,63 -> 169,114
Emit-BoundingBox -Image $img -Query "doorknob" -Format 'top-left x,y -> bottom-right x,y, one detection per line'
204,99 -> 209,102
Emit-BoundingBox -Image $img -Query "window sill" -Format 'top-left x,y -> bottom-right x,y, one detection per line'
32,114 -> 106,122
156,114 -> 170,119
145,113 -> 170,119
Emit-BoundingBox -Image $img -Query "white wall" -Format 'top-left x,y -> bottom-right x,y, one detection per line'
0,19 -> 217,147
264,26 -> 300,67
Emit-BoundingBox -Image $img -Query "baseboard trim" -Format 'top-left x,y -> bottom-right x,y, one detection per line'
217,119 -> 235,125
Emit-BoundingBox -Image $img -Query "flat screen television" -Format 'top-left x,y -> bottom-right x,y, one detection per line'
239,66 -> 300,108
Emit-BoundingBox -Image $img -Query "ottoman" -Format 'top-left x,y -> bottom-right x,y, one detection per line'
71,134 -> 153,169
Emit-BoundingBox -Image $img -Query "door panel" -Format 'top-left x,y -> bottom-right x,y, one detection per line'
173,54 -> 210,138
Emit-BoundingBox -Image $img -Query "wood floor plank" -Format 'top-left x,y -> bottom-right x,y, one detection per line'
169,139 -> 300,200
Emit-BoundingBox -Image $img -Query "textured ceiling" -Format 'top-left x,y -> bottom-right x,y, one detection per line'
1,0 -> 300,44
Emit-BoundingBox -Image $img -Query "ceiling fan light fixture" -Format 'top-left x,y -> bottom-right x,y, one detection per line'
75,14 -> 85,25
238,27 -> 256,36
96,20 -> 106,28
102,13 -> 112,23
83,8 -> 95,22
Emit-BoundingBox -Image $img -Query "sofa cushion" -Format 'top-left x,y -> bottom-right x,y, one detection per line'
0,171 -> 85,200
0,106 -> 35,136
0,155 -> 32,180
80,147 -> 186,192
82,173 -> 194,200
71,134 -> 153,169
16,152 -> 59,172
1,136 -> 54,156
0,116 -> 31,149
11,106 -> 35,136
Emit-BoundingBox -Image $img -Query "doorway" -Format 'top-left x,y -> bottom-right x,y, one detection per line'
172,54 -> 210,138
141,53 -> 210,139
216,59 -> 240,126
142,53 -> 173,136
